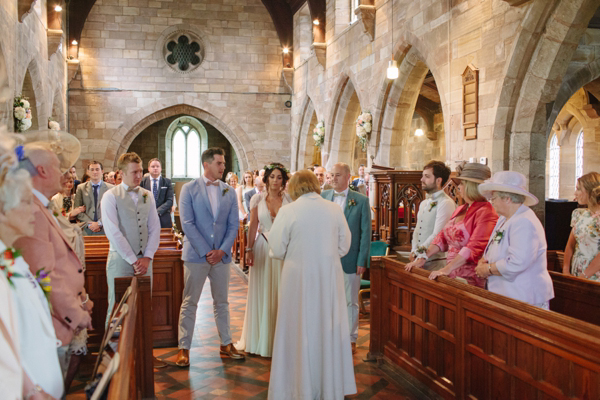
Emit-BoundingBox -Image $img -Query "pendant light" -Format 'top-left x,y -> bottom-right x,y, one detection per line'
387,0 -> 398,80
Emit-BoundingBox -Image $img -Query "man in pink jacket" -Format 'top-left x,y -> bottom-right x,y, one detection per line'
14,140 -> 93,377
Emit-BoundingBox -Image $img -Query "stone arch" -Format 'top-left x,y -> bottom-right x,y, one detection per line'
19,58 -> 46,131
293,95 -> 318,170
50,88 -> 65,130
164,116 -> 209,178
107,94 -> 255,172
325,73 -> 366,172
0,41 -> 11,128
491,0 -> 598,207
376,42 -> 447,169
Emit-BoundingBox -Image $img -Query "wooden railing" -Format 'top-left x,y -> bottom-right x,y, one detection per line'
107,276 -> 154,399
369,255 -> 600,400
371,171 -> 460,250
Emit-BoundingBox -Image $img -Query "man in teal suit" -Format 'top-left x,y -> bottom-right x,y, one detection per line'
322,162 -> 371,354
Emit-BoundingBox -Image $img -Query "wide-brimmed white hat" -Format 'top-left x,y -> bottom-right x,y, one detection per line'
20,129 -> 81,173
478,171 -> 538,206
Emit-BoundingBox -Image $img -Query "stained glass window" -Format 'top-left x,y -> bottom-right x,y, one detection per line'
576,130 -> 583,182
549,134 -> 560,199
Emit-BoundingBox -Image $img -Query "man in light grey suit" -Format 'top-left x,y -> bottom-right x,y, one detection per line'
74,160 -> 113,235
176,147 -> 243,367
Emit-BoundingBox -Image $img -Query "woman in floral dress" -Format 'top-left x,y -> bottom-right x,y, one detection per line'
405,162 -> 498,288
564,172 -> 600,281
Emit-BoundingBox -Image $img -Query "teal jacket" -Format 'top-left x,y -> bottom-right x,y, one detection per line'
322,189 -> 371,274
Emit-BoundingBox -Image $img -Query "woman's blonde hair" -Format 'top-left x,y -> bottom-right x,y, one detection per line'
242,170 -> 254,188
225,172 -> 238,185
287,170 -> 321,200
463,180 -> 486,203
578,172 -> 600,207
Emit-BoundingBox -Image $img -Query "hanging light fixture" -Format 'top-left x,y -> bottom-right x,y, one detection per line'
415,128 -> 424,137
282,47 -> 289,54
71,39 -> 78,45
386,1 -> 398,80
54,5 -> 62,12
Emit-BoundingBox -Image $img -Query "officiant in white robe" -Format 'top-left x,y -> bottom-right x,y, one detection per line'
267,170 -> 356,400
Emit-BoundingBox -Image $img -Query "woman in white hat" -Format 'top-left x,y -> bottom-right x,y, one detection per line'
475,171 -> 554,309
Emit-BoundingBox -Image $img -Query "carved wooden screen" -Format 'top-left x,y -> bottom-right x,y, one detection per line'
463,64 -> 479,140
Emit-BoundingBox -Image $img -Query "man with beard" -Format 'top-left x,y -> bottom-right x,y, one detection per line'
410,160 -> 456,270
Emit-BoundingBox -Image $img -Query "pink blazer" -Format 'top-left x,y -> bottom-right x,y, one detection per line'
434,201 -> 498,265
14,198 -> 89,345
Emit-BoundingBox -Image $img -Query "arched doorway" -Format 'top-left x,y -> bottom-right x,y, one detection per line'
20,69 -> 38,130
294,97 -> 319,170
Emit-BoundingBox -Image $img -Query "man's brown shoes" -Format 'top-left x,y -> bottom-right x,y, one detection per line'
175,349 -> 190,367
352,342 -> 357,354
220,343 -> 245,360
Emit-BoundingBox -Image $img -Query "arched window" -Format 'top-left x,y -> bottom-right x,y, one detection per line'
549,134 -> 560,199
166,116 -> 208,179
350,0 -> 359,23
576,130 -> 583,181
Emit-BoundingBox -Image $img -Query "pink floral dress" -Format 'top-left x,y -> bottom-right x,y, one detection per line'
433,218 -> 486,288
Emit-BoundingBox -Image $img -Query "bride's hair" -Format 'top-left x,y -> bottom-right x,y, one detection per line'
263,162 -> 290,190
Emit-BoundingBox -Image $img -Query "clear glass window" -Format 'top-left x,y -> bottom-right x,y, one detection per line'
172,123 -> 203,178
576,130 -> 583,182
549,134 -> 560,199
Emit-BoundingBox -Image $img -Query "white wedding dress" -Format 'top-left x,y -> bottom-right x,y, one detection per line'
235,192 -> 291,357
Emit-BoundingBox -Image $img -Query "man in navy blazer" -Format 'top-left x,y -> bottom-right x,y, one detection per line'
176,147 -> 244,366
140,158 -> 174,228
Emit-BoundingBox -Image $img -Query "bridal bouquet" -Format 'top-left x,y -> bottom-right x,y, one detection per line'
356,111 -> 372,152
14,94 -> 32,132
313,121 -> 325,148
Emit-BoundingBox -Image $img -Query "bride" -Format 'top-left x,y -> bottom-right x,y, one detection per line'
235,163 -> 291,357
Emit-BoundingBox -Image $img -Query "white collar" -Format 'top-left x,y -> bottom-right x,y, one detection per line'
427,189 -> 445,200
121,182 -> 137,191
32,188 -> 49,207
150,175 -> 161,181
334,188 -> 349,197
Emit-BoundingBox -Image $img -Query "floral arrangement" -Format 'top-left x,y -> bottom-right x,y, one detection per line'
48,117 -> 60,131
415,246 -> 428,255
355,111 -> 372,152
348,198 -> 357,207
1,248 -> 23,287
222,187 -> 229,196
492,230 -> 504,244
312,121 -> 325,148
14,94 -> 32,132
428,201 -> 438,212
263,163 -> 290,174
53,208 -> 67,218
35,268 -> 52,310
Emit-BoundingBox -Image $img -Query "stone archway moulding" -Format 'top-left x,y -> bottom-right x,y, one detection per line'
19,57 -> 46,129
293,95 -> 316,171
106,94 -> 255,171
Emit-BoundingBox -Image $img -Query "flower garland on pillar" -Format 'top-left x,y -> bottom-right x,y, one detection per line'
48,117 -> 60,130
312,121 -> 325,149
356,111 -> 372,152
13,94 -> 32,132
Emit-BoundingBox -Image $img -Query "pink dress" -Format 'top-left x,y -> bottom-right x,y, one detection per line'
433,218 -> 486,288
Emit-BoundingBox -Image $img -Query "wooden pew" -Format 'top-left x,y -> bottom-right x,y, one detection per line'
370,255 -> 600,400
106,276 -> 154,399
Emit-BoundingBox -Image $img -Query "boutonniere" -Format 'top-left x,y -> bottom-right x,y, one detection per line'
429,201 -> 438,212
53,211 -> 59,217
222,187 -> 229,197
492,230 -> 505,244
348,199 -> 357,207
143,193 -> 148,203
349,183 -> 357,192
35,268 -> 52,311
1,248 -> 24,288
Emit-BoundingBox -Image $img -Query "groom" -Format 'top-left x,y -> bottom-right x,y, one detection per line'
176,147 -> 243,366
322,162 -> 371,354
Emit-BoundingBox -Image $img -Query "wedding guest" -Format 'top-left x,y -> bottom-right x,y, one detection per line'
236,170 -> 254,218
314,166 -> 332,191
80,172 -> 90,183
244,177 -> 265,221
405,162 -> 498,288
408,161 -> 456,270
225,172 -> 238,189
69,166 -> 80,191
351,164 -> 366,188
563,172 -> 600,280
0,134 -> 63,399
114,170 -> 122,185
268,170 -> 356,399
322,162 -> 370,354
74,160 -> 113,235
141,158 -> 174,229
100,152 -> 160,326
103,172 -> 109,182
176,148 -> 243,367
106,171 -> 116,185
14,134 -> 93,381
475,171 -> 554,308
236,163 -> 291,357
51,171 -> 85,224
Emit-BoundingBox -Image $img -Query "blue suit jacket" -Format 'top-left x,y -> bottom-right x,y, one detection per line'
179,178 -> 239,264
321,189 -> 371,273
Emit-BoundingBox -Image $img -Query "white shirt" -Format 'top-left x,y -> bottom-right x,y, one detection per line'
202,175 -> 220,217
333,187 -> 349,210
101,183 -> 161,265
32,188 -> 59,226
411,189 -> 456,257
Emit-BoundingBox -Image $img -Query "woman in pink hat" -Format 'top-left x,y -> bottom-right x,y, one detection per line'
475,171 -> 554,308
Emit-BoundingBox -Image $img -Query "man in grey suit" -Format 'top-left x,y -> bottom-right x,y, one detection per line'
314,166 -> 333,191
243,176 -> 265,220
140,158 -> 174,229
176,147 -> 243,367
74,160 -> 113,235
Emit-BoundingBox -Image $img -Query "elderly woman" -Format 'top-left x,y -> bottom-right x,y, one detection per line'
51,171 -> 85,223
563,172 -> 600,280
475,171 -> 554,308
405,162 -> 498,288
0,134 -> 63,399
267,170 -> 356,399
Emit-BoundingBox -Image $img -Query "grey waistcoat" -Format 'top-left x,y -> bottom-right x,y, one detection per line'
113,185 -> 152,255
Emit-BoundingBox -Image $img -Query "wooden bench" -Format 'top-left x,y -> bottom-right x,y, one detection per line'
370,255 -> 600,399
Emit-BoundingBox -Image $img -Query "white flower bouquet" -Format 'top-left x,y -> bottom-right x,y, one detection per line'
313,121 -> 325,148
13,94 -> 32,132
48,118 -> 60,130
356,111 -> 372,152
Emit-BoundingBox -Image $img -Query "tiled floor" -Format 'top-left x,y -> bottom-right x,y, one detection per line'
68,267 -> 433,399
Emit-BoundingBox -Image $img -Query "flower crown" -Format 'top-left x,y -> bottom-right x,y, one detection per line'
263,163 -> 290,174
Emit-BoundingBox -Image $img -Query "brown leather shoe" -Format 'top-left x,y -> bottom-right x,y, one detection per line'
175,349 -> 190,367
153,357 -> 168,369
220,343 -> 245,360
352,342 -> 357,354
